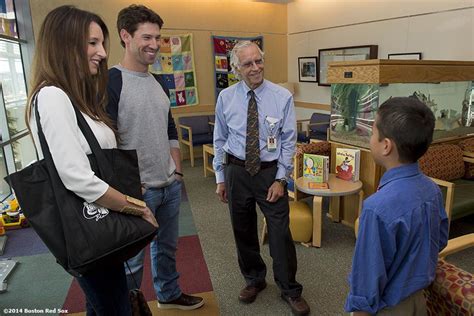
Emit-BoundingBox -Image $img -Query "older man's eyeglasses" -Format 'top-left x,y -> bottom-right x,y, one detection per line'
239,59 -> 264,69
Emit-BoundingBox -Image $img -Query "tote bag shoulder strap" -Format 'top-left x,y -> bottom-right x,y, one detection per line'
33,90 -> 112,179
33,93 -> 56,166
71,105 -> 112,178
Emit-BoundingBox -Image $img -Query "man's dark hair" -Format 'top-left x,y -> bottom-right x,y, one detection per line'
376,96 -> 435,163
117,4 -> 164,47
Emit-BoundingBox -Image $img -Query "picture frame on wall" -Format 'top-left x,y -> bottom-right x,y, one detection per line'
298,56 -> 318,82
387,52 -> 422,60
318,45 -> 378,86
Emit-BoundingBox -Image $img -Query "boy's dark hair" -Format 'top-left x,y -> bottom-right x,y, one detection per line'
117,4 -> 164,47
376,96 -> 435,163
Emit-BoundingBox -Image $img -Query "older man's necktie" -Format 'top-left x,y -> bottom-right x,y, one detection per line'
245,90 -> 260,176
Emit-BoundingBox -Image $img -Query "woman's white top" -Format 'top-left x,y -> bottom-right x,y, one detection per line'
30,86 -> 117,203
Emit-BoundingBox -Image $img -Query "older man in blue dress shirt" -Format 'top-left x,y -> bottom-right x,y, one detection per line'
213,41 -> 310,316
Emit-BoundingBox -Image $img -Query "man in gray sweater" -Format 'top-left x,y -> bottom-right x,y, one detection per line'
107,4 -> 204,310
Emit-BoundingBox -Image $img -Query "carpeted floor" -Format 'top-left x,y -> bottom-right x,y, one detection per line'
185,158 -> 474,316
1,158 -> 473,316
0,177 -> 218,315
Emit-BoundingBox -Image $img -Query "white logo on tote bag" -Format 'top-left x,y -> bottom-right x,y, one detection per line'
83,202 -> 109,221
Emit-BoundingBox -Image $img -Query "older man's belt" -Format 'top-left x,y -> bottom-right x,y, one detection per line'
227,154 -> 277,169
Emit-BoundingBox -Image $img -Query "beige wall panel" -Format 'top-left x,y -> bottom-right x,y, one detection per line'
288,0 -> 472,34
29,0 -> 287,113
288,3 -> 474,106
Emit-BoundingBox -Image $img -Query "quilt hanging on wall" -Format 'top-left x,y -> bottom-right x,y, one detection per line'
212,35 -> 263,100
150,33 -> 199,107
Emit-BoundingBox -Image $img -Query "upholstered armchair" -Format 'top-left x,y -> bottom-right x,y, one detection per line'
297,113 -> 330,143
458,137 -> 474,179
424,233 -> 474,316
418,143 -> 474,223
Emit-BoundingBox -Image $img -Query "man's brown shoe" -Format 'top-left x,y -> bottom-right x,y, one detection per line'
281,294 -> 310,315
238,282 -> 267,303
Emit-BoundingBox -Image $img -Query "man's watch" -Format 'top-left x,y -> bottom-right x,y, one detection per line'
275,178 -> 288,187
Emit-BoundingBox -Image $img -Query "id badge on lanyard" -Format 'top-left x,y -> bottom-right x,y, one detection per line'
265,116 -> 279,152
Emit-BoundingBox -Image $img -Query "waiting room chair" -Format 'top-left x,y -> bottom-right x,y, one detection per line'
424,233 -> 474,316
297,113 -> 330,143
418,143 -> 474,224
177,115 -> 214,167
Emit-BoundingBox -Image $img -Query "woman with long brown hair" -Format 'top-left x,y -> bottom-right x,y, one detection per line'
27,5 -> 157,315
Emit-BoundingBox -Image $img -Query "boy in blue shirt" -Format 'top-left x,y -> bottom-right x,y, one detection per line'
345,97 -> 449,315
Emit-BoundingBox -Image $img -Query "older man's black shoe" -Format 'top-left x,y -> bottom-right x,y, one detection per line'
238,282 -> 267,303
281,294 -> 310,315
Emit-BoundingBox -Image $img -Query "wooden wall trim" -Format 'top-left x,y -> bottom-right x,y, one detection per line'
171,104 -> 215,116
294,101 -> 330,111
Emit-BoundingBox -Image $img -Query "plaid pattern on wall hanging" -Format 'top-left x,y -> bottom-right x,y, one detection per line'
212,35 -> 263,101
150,33 -> 199,107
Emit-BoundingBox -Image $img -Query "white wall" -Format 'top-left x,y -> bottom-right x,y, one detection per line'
288,0 -> 474,119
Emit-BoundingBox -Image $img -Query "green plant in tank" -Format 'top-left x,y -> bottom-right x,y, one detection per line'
331,84 -> 378,132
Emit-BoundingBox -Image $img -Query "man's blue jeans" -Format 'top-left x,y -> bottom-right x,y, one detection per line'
125,180 -> 182,302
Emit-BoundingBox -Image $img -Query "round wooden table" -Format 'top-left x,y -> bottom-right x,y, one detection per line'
295,174 -> 363,247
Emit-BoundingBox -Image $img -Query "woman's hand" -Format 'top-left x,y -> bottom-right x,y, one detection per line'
142,207 -> 158,228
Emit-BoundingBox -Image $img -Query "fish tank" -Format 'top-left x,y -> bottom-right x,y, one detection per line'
330,81 -> 474,149
329,61 -> 474,149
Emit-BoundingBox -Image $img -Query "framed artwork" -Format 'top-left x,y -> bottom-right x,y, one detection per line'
298,56 -> 318,82
318,45 -> 378,86
388,52 -> 422,60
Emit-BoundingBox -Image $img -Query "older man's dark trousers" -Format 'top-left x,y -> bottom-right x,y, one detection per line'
224,162 -> 303,298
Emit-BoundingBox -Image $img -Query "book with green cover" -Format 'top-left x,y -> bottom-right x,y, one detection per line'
302,153 -> 329,183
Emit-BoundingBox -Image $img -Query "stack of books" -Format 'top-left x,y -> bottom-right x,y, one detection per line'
303,153 -> 330,190
335,148 -> 361,182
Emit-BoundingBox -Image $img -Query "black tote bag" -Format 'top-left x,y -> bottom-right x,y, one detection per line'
9,95 -> 157,276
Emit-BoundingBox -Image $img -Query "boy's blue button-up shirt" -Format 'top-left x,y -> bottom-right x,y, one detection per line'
345,163 -> 449,314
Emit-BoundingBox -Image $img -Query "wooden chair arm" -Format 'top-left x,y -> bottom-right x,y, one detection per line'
296,119 -> 310,133
430,177 -> 455,188
429,177 -> 455,226
462,156 -> 474,163
296,119 -> 311,123
439,233 -> 474,259
309,138 -> 326,144
178,124 -> 192,132
178,124 -> 193,144
463,151 -> 474,158
208,121 -> 215,133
